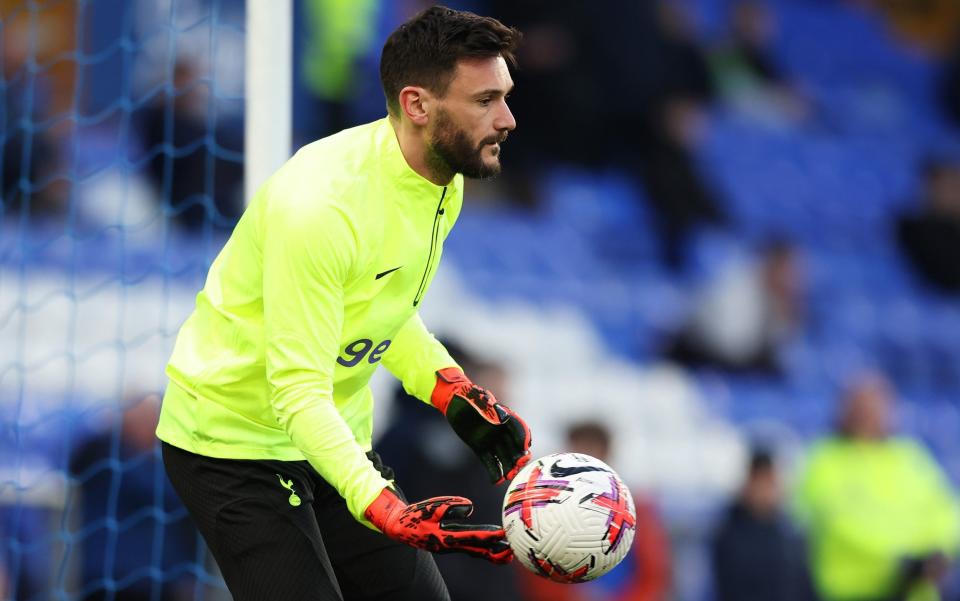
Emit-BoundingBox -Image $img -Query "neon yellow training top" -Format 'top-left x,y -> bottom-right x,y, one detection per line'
793,437 -> 960,601
157,118 -> 461,523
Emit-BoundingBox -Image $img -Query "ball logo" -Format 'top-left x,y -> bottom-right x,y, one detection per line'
549,461 -> 610,478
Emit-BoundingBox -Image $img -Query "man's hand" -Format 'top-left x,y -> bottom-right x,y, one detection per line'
364,488 -> 513,564
431,367 -> 532,484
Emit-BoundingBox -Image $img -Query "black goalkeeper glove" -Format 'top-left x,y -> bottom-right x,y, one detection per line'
430,367 -> 532,484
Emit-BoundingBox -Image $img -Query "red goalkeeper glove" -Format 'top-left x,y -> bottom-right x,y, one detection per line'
364,487 -> 513,564
431,367 -> 532,484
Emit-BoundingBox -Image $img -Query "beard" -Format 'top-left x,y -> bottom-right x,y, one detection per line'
427,108 -> 507,180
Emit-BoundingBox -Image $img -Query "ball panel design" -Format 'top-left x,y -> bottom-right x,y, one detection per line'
502,453 -> 637,583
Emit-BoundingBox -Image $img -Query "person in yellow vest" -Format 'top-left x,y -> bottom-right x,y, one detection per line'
793,373 -> 960,601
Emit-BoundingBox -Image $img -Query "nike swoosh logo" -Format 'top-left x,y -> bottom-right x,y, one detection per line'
549,463 -> 610,478
375,266 -> 402,280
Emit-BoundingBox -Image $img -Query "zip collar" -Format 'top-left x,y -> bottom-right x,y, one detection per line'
413,186 -> 447,307
377,118 -> 462,207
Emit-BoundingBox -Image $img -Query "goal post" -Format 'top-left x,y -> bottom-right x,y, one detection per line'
244,0 -> 293,203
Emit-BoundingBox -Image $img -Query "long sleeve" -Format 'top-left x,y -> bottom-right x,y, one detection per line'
158,118 -> 461,522
904,441 -> 960,555
381,312 -> 459,404
263,191 -> 389,525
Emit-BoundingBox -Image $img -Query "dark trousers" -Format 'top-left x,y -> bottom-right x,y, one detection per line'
161,442 -> 450,601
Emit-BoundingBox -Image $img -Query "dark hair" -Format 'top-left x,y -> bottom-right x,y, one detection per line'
920,155 -> 953,182
566,421 -> 611,451
380,6 -> 521,116
748,446 -> 774,475
757,235 -> 795,260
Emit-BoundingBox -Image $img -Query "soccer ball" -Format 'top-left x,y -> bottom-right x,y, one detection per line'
502,452 -> 636,583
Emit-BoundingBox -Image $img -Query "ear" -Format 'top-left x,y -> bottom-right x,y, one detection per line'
399,86 -> 432,127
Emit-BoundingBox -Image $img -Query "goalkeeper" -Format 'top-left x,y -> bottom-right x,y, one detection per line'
156,6 -> 531,601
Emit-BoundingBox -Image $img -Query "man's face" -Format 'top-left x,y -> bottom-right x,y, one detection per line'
427,56 -> 516,179
842,375 -> 894,440
744,468 -> 781,517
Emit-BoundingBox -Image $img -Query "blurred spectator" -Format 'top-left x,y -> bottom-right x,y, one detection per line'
516,421 -> 671,601
296,0 -> 380,143
635,3 -> 727,270
133,60 -> 243,233
711,447 -> 815,601
897,157 -> 960,293
485,0 -> 728,243
865,0 -> 960,55
941,36 -> 960,127
709,0 -> 809,126
793,373 -> 960,601
635,91 -> 727,270
375,340 -> 523,601
69,392 -> 196,601
480,1 -> 729,258
650,1 -> 715,106
1,2 -> 72,219
0,484 -> 58,599
665,239 -> 805,375
485,0 -> 662,207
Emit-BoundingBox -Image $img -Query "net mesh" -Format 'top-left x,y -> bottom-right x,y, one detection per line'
1,0 -> 245,598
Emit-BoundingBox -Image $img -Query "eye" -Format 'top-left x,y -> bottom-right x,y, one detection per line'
478,97 -> 492,107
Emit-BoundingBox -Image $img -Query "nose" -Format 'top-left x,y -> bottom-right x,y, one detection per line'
494,99 -> 516,132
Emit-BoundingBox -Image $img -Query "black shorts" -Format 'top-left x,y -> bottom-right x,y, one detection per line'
161,442 -> 450,601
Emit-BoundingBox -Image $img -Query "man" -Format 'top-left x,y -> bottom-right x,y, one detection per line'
897,157 -> 960,294
70,393 -> 196,601
665,238 -> 804,375
794,373 -> 960,601
156,7 -> 532,601
712,447 -> 814,601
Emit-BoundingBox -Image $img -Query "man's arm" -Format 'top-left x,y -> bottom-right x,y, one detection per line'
381,312 -> 459,403
261,192 -> 512,562
262,192 -> 389,525
904,441 -> 960,555
382,313 -> 531,484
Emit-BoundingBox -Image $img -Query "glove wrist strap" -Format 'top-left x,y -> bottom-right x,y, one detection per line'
431,367 -> 470,415
364,487 -> 403,532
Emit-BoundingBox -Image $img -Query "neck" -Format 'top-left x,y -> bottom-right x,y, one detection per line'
389,116 -> 454,186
